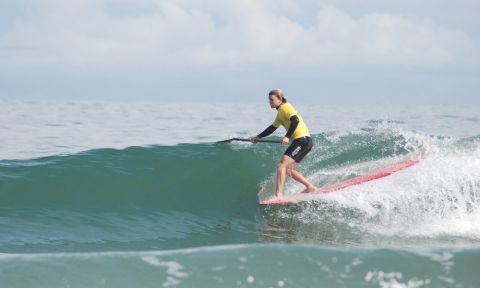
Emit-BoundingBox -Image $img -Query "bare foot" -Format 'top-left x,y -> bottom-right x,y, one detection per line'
261,195 -> 282,205
301,185 -> 317,193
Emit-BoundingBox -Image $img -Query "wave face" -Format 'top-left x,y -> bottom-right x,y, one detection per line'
1,128 -> 480,253
0,142 -> 276,253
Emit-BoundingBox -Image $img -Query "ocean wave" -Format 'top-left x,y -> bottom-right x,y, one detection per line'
1,128 -> 480,250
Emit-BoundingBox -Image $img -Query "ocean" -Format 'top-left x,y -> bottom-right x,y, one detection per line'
1,101 -> 479,287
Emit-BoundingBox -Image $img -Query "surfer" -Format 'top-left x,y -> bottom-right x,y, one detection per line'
251,89 -> 316,201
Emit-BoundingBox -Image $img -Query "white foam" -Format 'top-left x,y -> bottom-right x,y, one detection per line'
265,130 -> 480,242
365,271 -> 430,288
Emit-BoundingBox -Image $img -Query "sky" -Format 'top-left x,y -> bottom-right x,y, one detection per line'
0,0 -> 479,104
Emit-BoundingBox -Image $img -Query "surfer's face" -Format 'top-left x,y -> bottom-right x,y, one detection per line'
269,95 -> 282,108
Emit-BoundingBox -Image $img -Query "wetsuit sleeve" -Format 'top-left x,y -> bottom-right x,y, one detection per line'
257,125 -> 277,138
285,115 -> 299,138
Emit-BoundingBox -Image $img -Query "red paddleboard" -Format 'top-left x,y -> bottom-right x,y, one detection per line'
260,159 -> 420,206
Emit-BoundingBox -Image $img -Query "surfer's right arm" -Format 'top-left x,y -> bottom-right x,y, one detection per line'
251,125 -> 277,143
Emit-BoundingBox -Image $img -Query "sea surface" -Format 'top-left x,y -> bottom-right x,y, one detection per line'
1,101 -> 480,287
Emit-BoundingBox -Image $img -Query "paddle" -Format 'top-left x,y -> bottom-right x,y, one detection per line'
215,138 -> 281,144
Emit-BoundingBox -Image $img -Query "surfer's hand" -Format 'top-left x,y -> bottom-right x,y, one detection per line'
281,137 -> 290,144
250,136 -> 260,144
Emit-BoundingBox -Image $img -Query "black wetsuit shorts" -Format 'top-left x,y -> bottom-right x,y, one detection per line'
284,136 -> 313,163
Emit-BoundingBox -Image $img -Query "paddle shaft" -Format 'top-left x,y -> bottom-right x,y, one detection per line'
216,138 -> 281,144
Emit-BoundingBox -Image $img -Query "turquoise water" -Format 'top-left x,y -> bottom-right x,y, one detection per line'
2,245 -> 478,288
1,102 -> 480,287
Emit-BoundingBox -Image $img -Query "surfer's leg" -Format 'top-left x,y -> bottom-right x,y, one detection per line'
287,163 -> 316,192
276,155 -> 295,198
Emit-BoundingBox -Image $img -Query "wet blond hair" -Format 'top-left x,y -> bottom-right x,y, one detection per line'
268,89 -> 287,103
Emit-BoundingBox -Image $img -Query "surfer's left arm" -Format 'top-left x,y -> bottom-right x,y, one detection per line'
251,125 -> 278,143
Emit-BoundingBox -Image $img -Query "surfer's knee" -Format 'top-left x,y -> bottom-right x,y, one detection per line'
286,167 -> 294,177
286,162 -> 297,176
277,162 -> 287,173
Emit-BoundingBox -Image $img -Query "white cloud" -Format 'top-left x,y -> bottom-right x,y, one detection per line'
0,0 -> 477,70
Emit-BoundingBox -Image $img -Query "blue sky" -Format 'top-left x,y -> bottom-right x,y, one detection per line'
0,0 -> 479,104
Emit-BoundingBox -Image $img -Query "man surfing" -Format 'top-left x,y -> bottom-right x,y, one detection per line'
251,89 -> 316,202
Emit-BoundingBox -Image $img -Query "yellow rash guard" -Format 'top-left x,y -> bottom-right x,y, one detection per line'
273,103 -> 310,140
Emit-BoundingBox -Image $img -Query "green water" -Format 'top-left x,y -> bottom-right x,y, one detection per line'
1,129 -> 480,287
2,245 -> 478,288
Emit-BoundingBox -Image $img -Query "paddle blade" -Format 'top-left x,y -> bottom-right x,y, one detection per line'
215,138 -> 247,144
